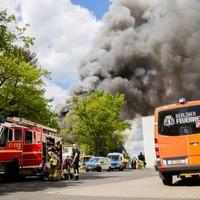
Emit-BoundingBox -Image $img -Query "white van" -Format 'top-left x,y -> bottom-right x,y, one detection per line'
107,152 -> 126,171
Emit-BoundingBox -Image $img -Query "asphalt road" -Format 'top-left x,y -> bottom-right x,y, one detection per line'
1,168 -> 200,200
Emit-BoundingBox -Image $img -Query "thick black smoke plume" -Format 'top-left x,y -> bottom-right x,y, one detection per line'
71,0 -> 200,119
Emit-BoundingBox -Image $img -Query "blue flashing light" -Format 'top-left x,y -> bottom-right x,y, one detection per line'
178,97 -> 186,104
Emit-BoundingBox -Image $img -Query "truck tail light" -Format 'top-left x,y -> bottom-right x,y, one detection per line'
154,138 -> 160,158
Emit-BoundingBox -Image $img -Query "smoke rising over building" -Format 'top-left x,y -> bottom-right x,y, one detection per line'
71,0 -> 200,119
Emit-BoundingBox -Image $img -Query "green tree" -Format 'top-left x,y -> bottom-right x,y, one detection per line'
0,10 -> 58,128
64,90 -> 130,156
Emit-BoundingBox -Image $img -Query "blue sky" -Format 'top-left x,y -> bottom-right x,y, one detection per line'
72,0 -> 111,19
0,0 -> 110,107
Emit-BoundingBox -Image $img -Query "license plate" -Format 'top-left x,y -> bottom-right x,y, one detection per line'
167,159 -> 186,165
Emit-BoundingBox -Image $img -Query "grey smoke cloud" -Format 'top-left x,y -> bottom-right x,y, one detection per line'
72,0 -> 200,119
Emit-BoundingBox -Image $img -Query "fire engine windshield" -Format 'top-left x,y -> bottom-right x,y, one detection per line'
0,126 -> 12,147
158,105 -> 200,136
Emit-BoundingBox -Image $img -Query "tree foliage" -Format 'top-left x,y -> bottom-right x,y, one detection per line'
0,9 -> 58,127
64,90 -> 130,156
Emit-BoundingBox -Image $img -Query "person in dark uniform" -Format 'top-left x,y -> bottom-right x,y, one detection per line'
62,155 -> 73,179
72,144 -> 80,180
138,152 -> 146,168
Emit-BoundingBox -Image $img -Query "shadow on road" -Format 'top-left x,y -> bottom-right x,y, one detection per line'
173,177 -> 200,186
0,172 -> 117,196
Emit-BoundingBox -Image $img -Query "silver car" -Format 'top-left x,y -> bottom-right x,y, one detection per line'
85,156 -> 111,172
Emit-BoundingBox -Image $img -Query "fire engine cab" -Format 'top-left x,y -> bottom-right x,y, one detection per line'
0,117 -> 61,180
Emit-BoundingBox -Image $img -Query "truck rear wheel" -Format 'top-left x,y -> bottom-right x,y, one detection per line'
162,175 -> 172,186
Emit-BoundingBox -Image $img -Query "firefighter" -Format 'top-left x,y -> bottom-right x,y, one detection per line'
62,155 -> 73,179
47,150 -> 60,180
47,141 -> 62,180
51,141 -> 62,161
72,144 -> 80,180
138,152 -> 146,168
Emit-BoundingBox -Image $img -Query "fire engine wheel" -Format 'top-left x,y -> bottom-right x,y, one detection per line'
5,161 -> 19,180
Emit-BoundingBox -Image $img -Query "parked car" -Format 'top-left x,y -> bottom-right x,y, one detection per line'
80,155 -> 93,168
85,156 -> 111,172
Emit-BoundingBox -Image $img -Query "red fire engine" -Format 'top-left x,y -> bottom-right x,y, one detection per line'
0,117 -> 62,180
